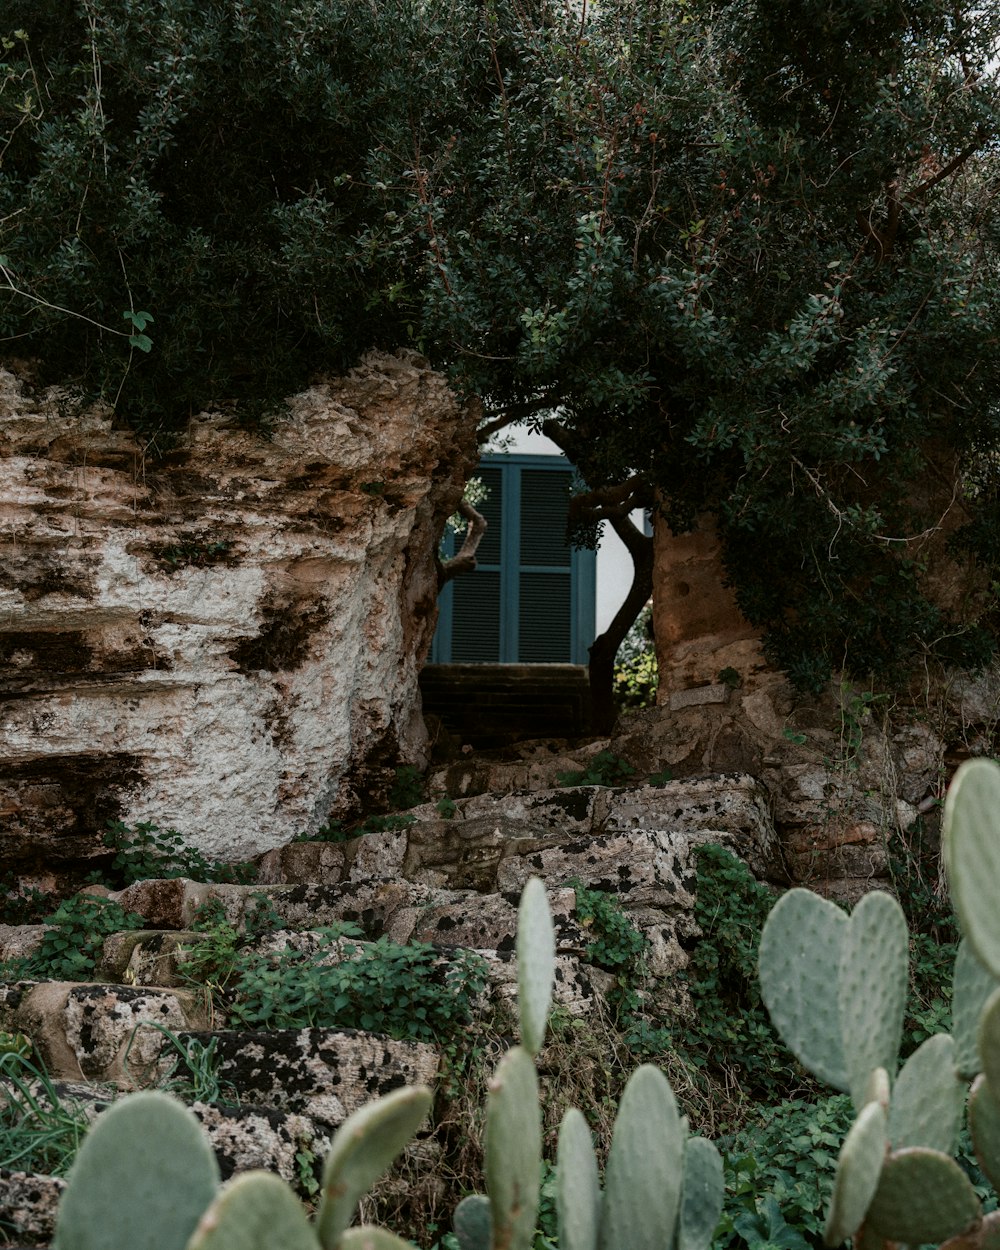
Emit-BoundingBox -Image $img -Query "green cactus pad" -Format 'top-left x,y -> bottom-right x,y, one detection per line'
978,989 -> 1000,1097
864,1147 -> 981,1244
759,888 -> 850,1090
969,1074 -> 1000,1193
338,1229 -> 418,1250
678,1137 -> 724,1250
889,1034 -> 963,1153
599,1065 -> 683,1250
823,1098 -> 887,1246
517,876 -> 555,1057
864,1067 -> 890,1111
954,940 -> 1000,1079
944,758 -> 1000,978
53,1091 -> 219,1250
316,1085 -> 432,1250
186,1172 -> 319,1250
486,1046 -> 542,1250
839,891 -> 909,1111
557,1109 -> 601,1250
453,1195 -> 492,1250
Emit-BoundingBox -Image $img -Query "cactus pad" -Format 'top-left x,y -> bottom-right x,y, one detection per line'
599,1065 -> 683,1250
53,1091 -> 219,1250
823,1098 -> 887,1247
557,1109 -> 601,1250
889,1034 -> 963,1154
969,1075 -> 1000,1193
517,875 -> 555,1057
338,1230 -> 418,1250
944,758 -> 1000,978
759,888 -> 850,1089
954,940 -> 1000,1079
865,1147 -> 981,1244
678,1136 -> 724,1250
316,1085 -> 432,1250
979,989 -> 1000,1097
864,1067 -> 890,1111
453,1195 -> 492,1250
839,891 -> 908,1110
486,1046 -> 542,1250
187,1172 -> 319,1250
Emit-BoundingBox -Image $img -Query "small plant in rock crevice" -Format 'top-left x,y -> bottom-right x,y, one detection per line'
1,895 -> 147,982
570,881 -> 649,1021
124,1023 -> 240,1108
0,874 -> 49,925
556,749 -> 635,788
388,764 -> 426,810
96,820 -> 257,887
294,813 -> 416,845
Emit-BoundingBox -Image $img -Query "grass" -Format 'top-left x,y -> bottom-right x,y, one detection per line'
0,1048 -> 93,1178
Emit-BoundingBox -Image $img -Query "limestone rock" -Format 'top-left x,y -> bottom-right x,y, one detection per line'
0,1171 -> 65,1245
191,1102 -> 319,1187
256,840 -> 348,886
0,980 -> 210,1082
177,1028 -> 439,1131
0,352 -> 479,874
96,929 -> 198,987
0,924 -> 50,963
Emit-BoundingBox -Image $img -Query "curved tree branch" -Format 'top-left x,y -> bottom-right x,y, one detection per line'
437,499 -> 488,586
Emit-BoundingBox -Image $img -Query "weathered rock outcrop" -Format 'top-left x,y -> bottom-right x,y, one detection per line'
0,353 -> 478,877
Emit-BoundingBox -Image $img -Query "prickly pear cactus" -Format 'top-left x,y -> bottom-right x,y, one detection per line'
759,756 -> 1000,1250
50,876 -> 725,1250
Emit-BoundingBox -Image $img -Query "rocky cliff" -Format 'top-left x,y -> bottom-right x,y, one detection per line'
0,352 -> 478,882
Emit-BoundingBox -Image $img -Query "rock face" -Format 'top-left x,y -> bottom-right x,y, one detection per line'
0,353 -> 478,875
651,514 -> 764,697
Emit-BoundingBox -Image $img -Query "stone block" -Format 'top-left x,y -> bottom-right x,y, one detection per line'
0,925 -> 50,964
384,886 -> 582,953
409,786 -> 602,838
255,840 -> 347,886
401,815 -> 558,891
602,775 -> 778,876
97,930 -> 198,987
0,980 -> 210,1082
497,830 -> 698,912
177,1028 -> 439,1131
0,1171 -> 65,1246
667,683 -> 731,711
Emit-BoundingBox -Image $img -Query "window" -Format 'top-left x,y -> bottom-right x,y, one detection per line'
432,455 -> 596,664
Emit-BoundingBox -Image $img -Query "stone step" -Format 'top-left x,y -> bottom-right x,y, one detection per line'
173,1028 -> 440,1134
0,980 -> 211,1083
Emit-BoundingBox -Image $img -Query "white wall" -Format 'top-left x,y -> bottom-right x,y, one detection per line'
484,426 -> 639,636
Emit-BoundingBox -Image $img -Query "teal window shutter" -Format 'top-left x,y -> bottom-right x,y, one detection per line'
432,455 -> 595,664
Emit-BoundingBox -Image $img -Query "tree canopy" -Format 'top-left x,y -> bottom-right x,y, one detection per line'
2,0 -> 999,689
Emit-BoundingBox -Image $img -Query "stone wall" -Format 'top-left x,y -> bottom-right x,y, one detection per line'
651,513 -> 764,699
0,352 -> 478,880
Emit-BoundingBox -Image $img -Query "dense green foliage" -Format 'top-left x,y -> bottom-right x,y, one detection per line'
4,894 -> 147,981
99,820 -> 257,886
2,2 -> 999,686
178,901 -> 490,1049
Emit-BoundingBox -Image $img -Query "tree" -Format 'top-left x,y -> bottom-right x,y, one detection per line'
3,0 -> 1000,699
409,0 -> 1000,691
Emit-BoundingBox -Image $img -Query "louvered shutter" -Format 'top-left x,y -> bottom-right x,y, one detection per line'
517,468 -> 573,662
449,467 -> 503,661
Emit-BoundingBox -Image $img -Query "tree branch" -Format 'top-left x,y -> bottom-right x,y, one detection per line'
438,499 -> 488,586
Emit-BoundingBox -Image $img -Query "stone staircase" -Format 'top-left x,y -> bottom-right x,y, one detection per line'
0,765 -> 778,1246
